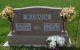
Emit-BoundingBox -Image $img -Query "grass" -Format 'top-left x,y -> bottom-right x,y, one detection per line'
0,0 -> 80,50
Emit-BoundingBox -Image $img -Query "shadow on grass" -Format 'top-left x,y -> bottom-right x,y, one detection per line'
9,46 -> 80,50
59,47 -> 80,50
10,46 -> 50,50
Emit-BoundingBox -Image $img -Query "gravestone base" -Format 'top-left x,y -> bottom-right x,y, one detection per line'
7,31 -> 72,47
8,31 -> 47,47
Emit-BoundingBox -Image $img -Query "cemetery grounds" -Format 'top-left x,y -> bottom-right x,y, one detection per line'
0,0 -> 80,50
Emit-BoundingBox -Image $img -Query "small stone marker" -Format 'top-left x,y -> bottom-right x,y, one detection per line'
8,6 -> 66,47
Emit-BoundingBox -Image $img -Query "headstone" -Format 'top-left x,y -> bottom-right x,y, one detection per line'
8,6 -> 66,47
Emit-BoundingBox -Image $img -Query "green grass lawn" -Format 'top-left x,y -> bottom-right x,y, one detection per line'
0,0 -> 80,50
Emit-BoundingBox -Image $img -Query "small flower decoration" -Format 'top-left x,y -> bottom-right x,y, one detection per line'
0,6 -> 14,22
60,6 -> 76,22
